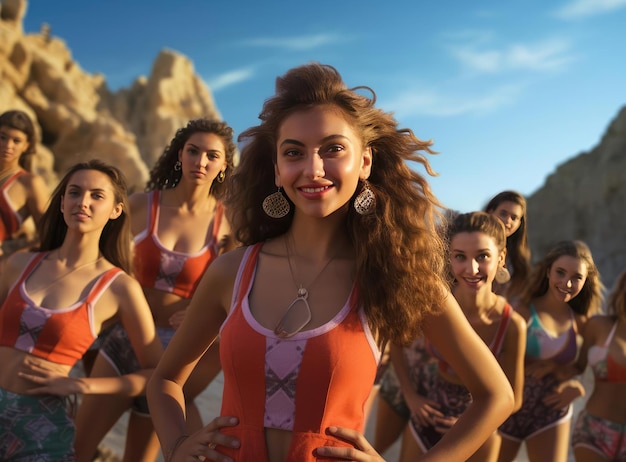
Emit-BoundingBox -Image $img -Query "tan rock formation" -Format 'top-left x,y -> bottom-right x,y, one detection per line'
0,0 -> 223,193
527,106 -> 626,291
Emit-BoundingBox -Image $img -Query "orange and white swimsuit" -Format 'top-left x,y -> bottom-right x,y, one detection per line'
218,243 -> 381,461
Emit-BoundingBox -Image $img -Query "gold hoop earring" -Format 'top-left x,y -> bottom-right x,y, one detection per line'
216,171 -> 225,183
174,160 -> 182,171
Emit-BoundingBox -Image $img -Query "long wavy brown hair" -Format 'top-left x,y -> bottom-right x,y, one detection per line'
484,190 -> 531,300
146,118 -> 236,199
519,240 -> 604,317
225,63 -> 447,346
38,160 -> 133,274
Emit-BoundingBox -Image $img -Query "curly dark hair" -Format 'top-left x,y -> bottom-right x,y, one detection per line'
519,240 -> 604,316
38,160 -> 133,274
0,110 -> 37,169
484,190 -> 531,300
225,63 -> 448,346
145,118 -> 236,199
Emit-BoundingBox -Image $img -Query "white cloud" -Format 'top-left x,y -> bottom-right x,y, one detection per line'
554,0 -> 626,19
450,38 -> 575,73
384,83 -> 525,119
207,67 -> 255,92
240,33 -> 343,51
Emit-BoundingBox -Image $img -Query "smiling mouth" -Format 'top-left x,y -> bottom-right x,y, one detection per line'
300,185 -> 331,193
464,277 -> 483,283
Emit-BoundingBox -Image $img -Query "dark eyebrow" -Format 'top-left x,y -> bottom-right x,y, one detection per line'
279,134 -> 350,148
187,142 -> 223,155
67,184 -> 106,193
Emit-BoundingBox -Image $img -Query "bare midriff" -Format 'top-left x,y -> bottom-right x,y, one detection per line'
0,346 -> 72,394
585,381 -> 626,424
143,287 -> 191,328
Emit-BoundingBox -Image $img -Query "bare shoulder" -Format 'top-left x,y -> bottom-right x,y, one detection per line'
584,314 -> 614,336
208,245 -> 248,278
508,309 -> 527,338
106,269 -> 144,299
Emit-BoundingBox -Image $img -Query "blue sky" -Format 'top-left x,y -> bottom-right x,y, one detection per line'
22,0 -> 626,212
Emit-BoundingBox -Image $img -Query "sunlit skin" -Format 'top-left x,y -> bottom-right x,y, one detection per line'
491,201 -> 523,237
178,132 -> 227,186
0,126 -> 29,164
450,232 -> 504,295
546,255 -> 588,305
274,105 -> 371,220
60,170 -> 123,235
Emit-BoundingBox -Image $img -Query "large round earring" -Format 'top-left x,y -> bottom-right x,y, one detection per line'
354,181 -> 376,215
174,160 -> 182,171
262,187 -> 291,218
495,266 -> 511,284
216,170 -> 225,183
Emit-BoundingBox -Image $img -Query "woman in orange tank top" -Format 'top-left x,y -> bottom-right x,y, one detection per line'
0,160 -> 162,461
0,110 -> 49,261
147,63 -> 515,462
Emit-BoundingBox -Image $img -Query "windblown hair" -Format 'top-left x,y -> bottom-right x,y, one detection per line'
146,118 -> 237,199
519,240 -> 604,317
225,62 -> 447,346
607,269 -> 626,323
0,110 -> 37,168
38,160 -> 133,273
484,191 -> 531,300
446,211 -> 507,285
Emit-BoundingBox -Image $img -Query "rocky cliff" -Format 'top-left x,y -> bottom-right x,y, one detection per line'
527,106 -> 626,292
0,0 -> 221,192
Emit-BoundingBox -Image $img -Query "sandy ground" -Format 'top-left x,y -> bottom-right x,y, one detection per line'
93,367 -> 592,461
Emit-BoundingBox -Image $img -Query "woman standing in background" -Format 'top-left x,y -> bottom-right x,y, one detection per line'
568,268 -> 626,461
0,110 -> 49,259
75,119 -> 236,462
498,240 -> 604,462
0,160 -> 162,461
484,190 -> 531,304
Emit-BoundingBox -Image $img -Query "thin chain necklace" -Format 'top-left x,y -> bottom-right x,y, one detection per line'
28,254 -> 104,295
274,234 -> 337,338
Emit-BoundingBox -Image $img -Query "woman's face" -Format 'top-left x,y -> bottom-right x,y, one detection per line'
0,126 -> 30,165
178,132 -> 227,186
274,105 -> 372,218
491,201 -> 523,237
546,255 -> 588,304
450,231 -> 504,293
61,169 -> 122,232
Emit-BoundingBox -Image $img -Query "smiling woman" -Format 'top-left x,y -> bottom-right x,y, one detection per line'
146,62 -> 515,462
498,240 -> 605,462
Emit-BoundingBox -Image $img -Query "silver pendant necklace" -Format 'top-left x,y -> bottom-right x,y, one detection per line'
274,234 -> 337,338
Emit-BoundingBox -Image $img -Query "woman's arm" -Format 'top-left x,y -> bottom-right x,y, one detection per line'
21,273 -> 163,397
147,248 -> 242,458
499,309 -> 527,411
419,291 -> 514,461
